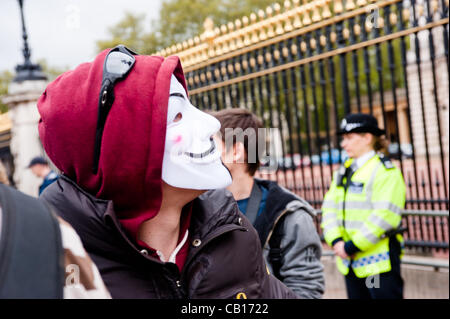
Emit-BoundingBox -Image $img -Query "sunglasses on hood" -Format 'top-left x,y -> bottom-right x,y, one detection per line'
92,45 -> 137,173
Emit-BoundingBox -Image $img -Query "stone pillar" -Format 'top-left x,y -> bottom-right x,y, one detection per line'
2,80 -> 47,197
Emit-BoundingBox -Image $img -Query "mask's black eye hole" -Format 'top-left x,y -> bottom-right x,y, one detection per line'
174,112 -> 182,122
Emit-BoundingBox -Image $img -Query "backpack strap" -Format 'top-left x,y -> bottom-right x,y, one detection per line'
245,181 -> 263,225
268,213 -> 287,281
0,184 -> 64,298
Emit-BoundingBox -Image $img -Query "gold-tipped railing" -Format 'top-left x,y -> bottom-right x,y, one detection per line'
154,0 -> 417,71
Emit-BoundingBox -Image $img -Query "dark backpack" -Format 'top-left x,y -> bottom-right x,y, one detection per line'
0,184 -> 64,298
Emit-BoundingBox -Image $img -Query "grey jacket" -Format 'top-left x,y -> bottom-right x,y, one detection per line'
253,179 -> 325,299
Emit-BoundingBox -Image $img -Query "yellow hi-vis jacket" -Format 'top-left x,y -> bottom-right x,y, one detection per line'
321,153 -> 406,278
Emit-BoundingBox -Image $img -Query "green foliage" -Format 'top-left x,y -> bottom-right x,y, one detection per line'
96,12 -> 159,54
0,70 -> 13,113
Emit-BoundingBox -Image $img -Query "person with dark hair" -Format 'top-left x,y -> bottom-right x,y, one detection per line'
37,46 -> 296,299
213,108 -> 325,299
321,113 -> 406,299
28,156 -> 59,195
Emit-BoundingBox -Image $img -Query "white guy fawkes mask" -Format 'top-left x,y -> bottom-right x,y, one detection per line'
161,75 -> 232,190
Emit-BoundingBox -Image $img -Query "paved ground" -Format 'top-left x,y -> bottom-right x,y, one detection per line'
321,252 -> 449,299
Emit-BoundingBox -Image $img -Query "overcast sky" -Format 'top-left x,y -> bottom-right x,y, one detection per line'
0,0 -> 163,73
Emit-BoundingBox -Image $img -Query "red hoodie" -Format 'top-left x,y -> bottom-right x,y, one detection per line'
37,49 -> 190,267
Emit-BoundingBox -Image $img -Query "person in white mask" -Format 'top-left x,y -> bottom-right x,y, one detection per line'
38,46 -> 296,299
162,75 -> 232,190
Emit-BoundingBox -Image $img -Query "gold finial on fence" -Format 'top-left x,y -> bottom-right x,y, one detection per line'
266,6 -> 276,38
284,0 -> 292,13
229,35 -> 237,51
389,12 -> 398,26
274,2 -> 281,14
222,36 -> 230,53
251,27 -> 260,43
293,5 -> 303,28
321,0 -> 332,19
431,0 -> 439,13
346,0 -> 356,11
342,27 -> 350,39
300,40 -> 307,52
334,0 -> 344,14
227,63 -> 234,74
235,62 -> 241,72
203,17 -> 216,46
220,24 -> 227,34
291,43 -> 298,55
310,38 -> 317,50
257,53 -> 264,65
235,21 -> 245,48
417,3 -> 424,17
354,23 -> 361,36
273,4 -> 285,35
402,8 -> 410,22
284,12 -> 294,32
242,59 -> 249,70
377,16 -> 384,29
356,0 -> 367,6
242,15 -> 249,26
274,49 -> 281,60
303,4 -> 312,25
365,18 -> 372,32
330,31 -> 337,43
311,2 -> 322,22
258,10 -> 268,40
320,34 -> 327,46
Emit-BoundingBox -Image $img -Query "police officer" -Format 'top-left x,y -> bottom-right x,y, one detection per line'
321,113 -> 406,299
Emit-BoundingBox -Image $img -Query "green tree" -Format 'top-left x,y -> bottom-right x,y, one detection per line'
0,70 -> 13,113
97,12 -> 159,54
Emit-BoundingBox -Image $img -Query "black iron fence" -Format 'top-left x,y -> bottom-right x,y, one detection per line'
159,0 -> 449,253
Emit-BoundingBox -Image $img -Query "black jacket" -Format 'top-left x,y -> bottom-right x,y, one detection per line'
40,175 -> 297,299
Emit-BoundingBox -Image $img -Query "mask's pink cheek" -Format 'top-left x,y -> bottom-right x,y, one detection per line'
173,135 -> 183,144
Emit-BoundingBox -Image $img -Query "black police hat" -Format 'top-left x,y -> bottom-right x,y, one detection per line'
338,113 -> 385,136
27,156 -> 48,168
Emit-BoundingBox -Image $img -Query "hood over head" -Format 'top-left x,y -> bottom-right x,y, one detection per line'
37,48 -> 186,238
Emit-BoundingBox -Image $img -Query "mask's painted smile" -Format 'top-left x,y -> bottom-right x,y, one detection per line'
184,137 -> 216,159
